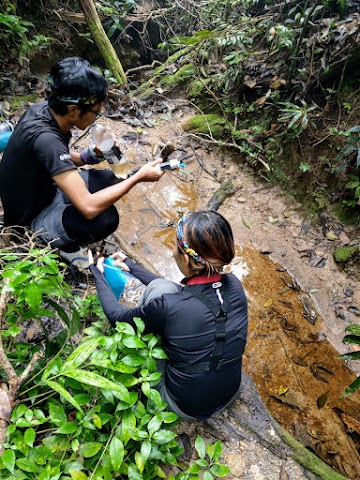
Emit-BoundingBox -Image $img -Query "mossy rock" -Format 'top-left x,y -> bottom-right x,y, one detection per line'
187,78 -> 211,99
182,114 -> 230,139
161,64 -> 195,90
333,246 -> 358,263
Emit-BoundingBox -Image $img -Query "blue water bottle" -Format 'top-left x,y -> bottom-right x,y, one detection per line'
0,131 -> 12,152
104,257 -> 128,300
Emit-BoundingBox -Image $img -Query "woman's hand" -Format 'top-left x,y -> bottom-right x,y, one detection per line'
112,251 -> 131,272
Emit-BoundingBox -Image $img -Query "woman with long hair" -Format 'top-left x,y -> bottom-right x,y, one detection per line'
89,210 -> 248,420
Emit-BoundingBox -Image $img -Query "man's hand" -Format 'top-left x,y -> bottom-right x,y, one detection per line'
88,249 -> 105,273
134,158 -> 164,182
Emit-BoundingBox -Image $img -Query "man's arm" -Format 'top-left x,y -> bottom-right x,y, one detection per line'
70,150 -> 84,166
53,159 -> 164,219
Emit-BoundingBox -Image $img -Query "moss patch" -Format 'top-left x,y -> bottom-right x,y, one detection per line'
333,246 -> 358,263
10,94 -> 39,110
182,114 -> 230,139
161,64 -> 195,90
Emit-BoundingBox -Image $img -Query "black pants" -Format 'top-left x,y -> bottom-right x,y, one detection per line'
31,169 -> 121,253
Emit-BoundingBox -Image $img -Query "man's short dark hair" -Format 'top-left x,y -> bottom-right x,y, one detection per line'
47,57 -> 108,115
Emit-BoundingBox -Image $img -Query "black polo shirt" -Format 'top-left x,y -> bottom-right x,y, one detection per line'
0,101 -> 75,227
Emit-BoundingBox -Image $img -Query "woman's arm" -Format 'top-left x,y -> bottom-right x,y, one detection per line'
123,257 -> 161,285
89,264 -> 143,328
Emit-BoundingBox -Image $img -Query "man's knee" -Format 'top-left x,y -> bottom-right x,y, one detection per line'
98,206 -> 119,235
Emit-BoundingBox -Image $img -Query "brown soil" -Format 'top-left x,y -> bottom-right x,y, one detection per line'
79,101 -> 360,478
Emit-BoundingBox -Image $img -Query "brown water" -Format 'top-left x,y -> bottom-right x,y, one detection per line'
108,167 -> 360,479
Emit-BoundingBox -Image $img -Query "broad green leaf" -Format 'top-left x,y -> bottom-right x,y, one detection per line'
338,351 -> 360,361
149,387 -> 166,407
148,336 -> 159,350
28,446 -> 52,465
91,359 -> 137,374
151,347 -> 168,359
16,458 -> 39,473
122,353 -> 146,367
61,337 -> 103,371
69,308 -> 81,336
61,369 -> 130,403
133,317 -> 145,334
341,376 -> 360,398
188,464 -> 202,474
159,411 -> 178,423
148,415 -> 163,436
128,463 -> 144,480
153,465 -> 167,478
2,449 -> 15,473
79,442 -> 102,458
118,374 -> 138,386
152,430 -> 177,445
48,403 -> 67,425
203,471 -> 214,480
109,437 -> 124,472
210,464 -> 231,477
70,471 -> 88,480
196,459 -> 209,467
135,451 -> 147,473
122,335 -> 147,349
24,427 -> 36,447
207,440 -> 222,462
345,324 -> 360,335
140,440 -> 152,464
195,435 -> 206,459
121,410 -> 137,445
342,335 -> 360,346
46,298 -> 70,327
56,422 -> 77,434
25,281 -> 42,309
46,381 -> 83,414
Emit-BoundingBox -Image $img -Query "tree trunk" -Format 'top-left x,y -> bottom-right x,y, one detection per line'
78,0 -> 127,86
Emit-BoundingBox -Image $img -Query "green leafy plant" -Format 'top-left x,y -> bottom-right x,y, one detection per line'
277,100 -> 317,133
339,324 -> 360,397
0,248 -> 230,479
0,3 -> 53,62
343,175 -> 360,208
169,435 -> 230,480
299,162 -> 312,173
335,125 -> 360,173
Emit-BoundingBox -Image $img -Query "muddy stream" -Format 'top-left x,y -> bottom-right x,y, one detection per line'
78,104 -> 360,479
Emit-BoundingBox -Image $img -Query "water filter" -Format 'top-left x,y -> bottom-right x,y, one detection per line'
103,257 -> 128,300
0,131 -> 12,152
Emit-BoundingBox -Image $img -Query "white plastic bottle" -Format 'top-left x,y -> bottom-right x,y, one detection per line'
90,124 -> 122,164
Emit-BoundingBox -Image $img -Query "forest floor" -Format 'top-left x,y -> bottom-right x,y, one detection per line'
69,97 -> 360,479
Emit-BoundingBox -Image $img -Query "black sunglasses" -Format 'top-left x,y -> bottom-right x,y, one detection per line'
89,108 -> 102,118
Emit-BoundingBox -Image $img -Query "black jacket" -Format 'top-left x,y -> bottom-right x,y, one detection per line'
90,258 -> 248,418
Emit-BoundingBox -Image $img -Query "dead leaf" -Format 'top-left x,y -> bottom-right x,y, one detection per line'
264,298 -> 273,308
270,76 -> 286,89
317,391 -> 329,409
310,363 -> 334,383
270,394 -> 300,409
340,413 -> 360,435
291,355 -> 308,367
268,216 -> 279,224
326,230 -> 338,241
244,75 -> 256,88
279,385 -> 288,395
242,216 -> 252,229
